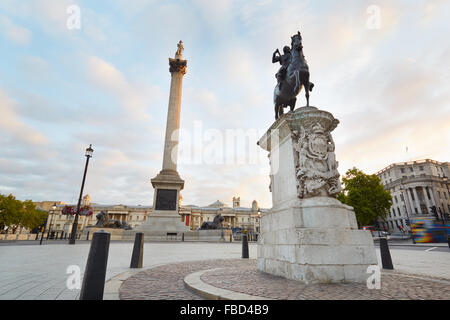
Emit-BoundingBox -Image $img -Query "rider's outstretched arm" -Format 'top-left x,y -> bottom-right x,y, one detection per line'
272,50 -> 280,64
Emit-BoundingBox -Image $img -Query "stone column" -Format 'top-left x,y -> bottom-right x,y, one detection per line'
423,186 -> 432,214
412,187 -> 422,214
161,56 -> 187,174
407,188 -> 415,214
130,42 -> 190,237
429,185 -> 438,207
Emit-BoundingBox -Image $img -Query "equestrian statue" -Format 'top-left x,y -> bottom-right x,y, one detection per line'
272,31 -> 314,120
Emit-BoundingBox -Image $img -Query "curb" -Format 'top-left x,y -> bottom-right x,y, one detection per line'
183,268 -> 271,300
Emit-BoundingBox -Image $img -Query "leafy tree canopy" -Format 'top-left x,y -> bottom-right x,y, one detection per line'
337,167 -> 392,227
0,194 -> 48,233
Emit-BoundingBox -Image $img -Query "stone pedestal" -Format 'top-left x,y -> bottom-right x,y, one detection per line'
257,107 -> 377,283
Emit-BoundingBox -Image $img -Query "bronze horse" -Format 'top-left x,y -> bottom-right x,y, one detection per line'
273,31 -> 314,120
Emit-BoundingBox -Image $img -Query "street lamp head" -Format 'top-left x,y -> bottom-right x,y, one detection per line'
85,144 -> 94,158
52,203 -> 57,210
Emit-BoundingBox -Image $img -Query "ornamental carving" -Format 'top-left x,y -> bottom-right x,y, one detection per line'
292,121 -> 342,198
169,58 -> 187,74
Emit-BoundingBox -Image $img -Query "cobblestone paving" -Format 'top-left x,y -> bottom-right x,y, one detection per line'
120,259 -> 450,300
119,259 -> 251,300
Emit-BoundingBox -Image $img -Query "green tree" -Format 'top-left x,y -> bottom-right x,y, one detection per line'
0,194 -> 22,232
0,194 -> 47,233
337,168 -> 392,227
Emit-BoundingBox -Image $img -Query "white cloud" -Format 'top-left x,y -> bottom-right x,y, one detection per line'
86,56 -> 158,121
0,16 -> 31,45
0,89 -> 48,146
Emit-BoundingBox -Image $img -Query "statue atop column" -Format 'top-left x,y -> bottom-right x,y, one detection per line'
175,40 -> 184,59
272,31 -> 314,120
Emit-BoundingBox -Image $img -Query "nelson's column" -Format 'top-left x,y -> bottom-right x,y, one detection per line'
135,41 -> 190,236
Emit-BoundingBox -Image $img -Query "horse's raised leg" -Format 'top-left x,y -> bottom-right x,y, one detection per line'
274,104 -> 279,120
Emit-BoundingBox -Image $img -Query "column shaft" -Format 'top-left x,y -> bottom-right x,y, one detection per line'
412,187 -> 422,214
162,71 -> 184,173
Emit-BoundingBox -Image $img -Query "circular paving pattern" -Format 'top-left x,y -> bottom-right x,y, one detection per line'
119,259 -> 450,300
119,259 -> 250,300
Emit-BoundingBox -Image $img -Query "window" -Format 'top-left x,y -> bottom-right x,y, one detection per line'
394,196 -> 398,203
400,194 -> 404,202
419,166 -> 424,171
401,168 -> 405,173
410,167 -> 413,172
397,208 -> 401,216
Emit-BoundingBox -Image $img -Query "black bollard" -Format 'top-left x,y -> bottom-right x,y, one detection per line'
130,232 -> 144,268
242,234 -> 249,259
230,233 -> 232,242
379,238 -> 394,269
182,233 -> 185,242
79,231 -> 111,300
86,231 -> 90,241
61,231 -> 64,240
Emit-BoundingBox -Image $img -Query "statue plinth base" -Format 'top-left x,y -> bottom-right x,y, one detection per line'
257,107 -> 377,283
134,169 -> 189,234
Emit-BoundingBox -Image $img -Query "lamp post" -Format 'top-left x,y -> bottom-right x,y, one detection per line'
41,203 -> 57,245
69,144 -> 94,245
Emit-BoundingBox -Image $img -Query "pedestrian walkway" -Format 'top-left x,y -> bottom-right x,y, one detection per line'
0,242 -> 449,300
119,259 -> 450,300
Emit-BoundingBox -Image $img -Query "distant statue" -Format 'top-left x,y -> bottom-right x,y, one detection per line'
94,211 -> 132,230
176,40 -> 184,57
273,31 -> 314,120
200,213 -> 224,230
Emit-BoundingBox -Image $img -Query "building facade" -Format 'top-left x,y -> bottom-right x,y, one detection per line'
376,159 -> 450,232
35,195 -> 266,236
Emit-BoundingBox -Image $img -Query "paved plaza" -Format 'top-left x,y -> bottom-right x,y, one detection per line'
0,241 -> 449,300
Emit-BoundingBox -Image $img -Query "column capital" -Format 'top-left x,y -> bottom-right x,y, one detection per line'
169,58 -> 187,75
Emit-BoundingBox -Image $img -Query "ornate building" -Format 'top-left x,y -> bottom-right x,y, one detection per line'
35,195 -> 267,236
376,159 -> 450,232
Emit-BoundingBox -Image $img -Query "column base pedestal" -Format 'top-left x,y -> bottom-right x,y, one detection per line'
257,197 -> 377,284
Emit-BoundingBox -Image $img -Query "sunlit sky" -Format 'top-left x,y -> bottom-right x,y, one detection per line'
1,0 -> 449,208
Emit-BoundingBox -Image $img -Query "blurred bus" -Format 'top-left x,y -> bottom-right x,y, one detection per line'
410,217 -> 449,243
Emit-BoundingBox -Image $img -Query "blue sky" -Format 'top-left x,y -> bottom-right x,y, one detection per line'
0,0 -> 449,208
